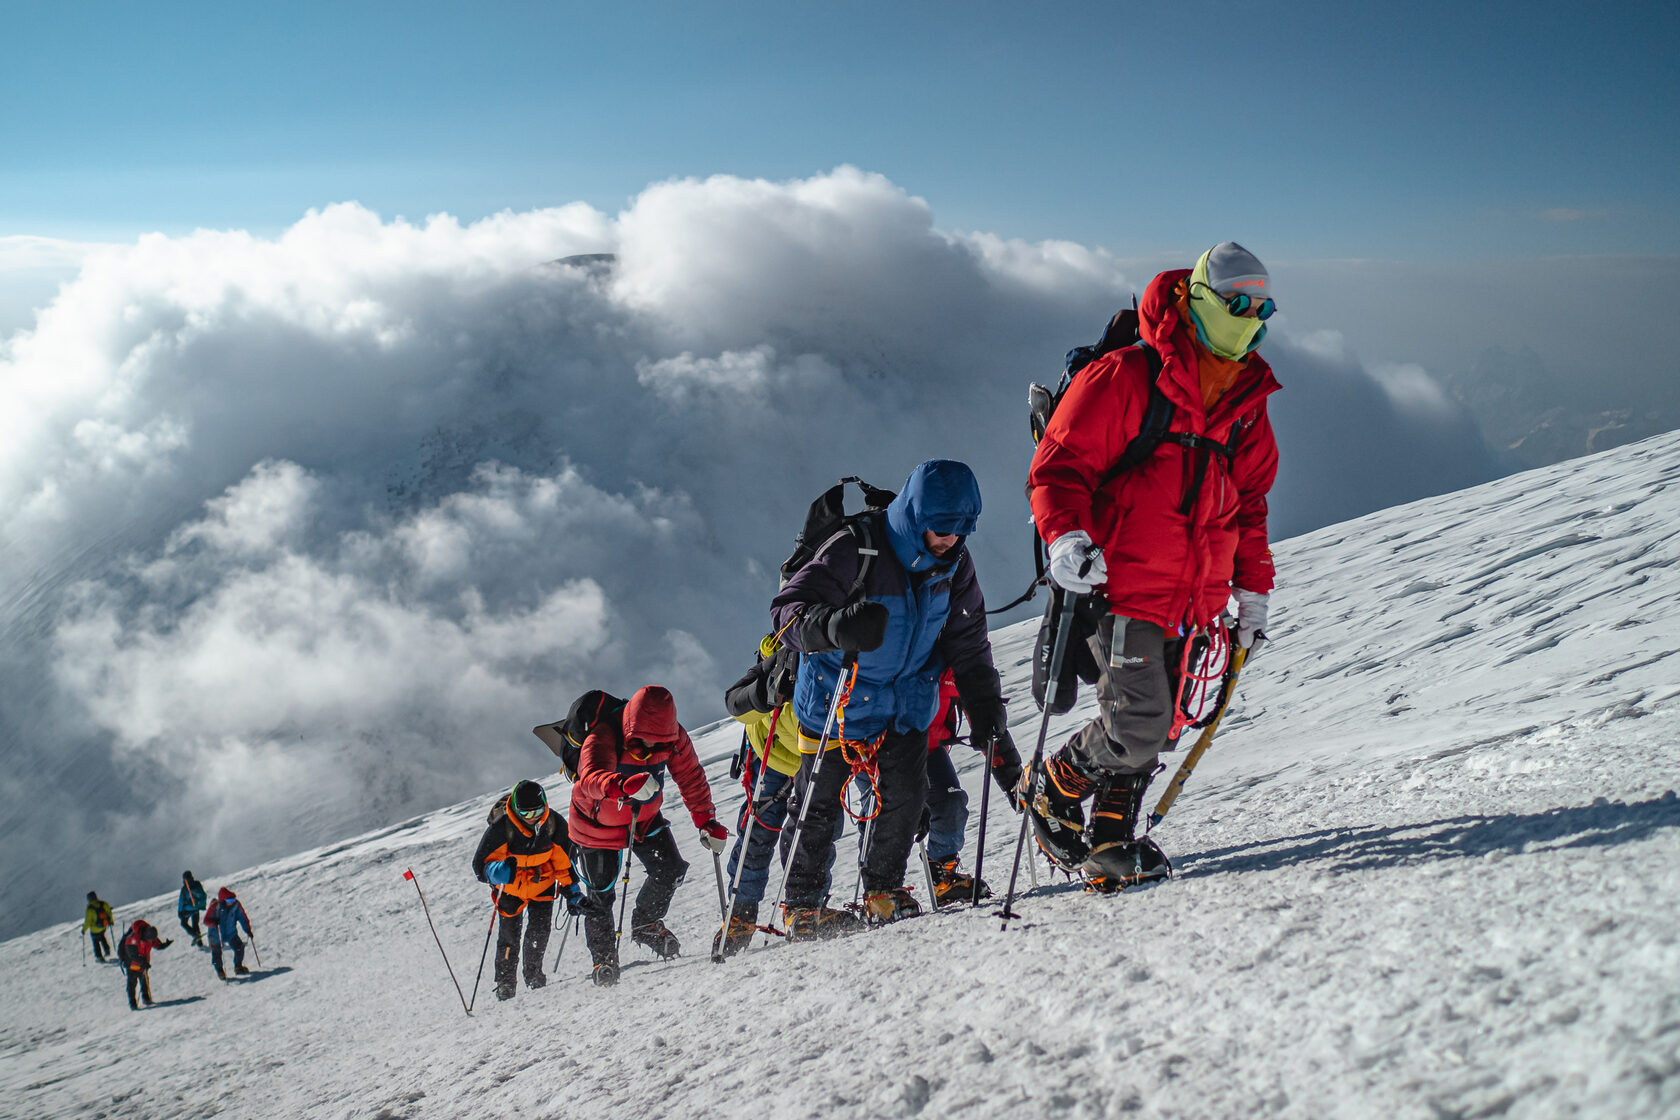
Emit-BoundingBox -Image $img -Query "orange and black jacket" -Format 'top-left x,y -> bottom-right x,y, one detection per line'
471,796 -> 578,910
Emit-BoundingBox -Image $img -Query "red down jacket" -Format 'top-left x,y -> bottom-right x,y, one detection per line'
568,685 -> 717,850
1028,268 -> 1280,629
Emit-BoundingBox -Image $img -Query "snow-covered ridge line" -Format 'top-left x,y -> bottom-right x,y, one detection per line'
3,429 -> 1678,1120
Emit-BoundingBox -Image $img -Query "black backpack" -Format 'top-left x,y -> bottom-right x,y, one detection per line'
779,476 -> 896,601
532,690 -> 626,781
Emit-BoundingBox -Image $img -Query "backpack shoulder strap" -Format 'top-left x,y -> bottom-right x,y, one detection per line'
1095,344 -> 1171,489
810,509 -> 881,603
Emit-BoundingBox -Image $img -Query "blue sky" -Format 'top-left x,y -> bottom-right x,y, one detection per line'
4,1 -> 1674,258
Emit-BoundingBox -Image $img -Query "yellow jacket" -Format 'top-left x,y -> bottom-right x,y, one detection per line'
83,899 -> 113,932
734,702 -> 802,777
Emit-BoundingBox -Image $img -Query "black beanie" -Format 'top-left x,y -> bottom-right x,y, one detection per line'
512,780 -> 546,815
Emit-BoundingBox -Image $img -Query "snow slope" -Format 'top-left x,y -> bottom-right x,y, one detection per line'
4,432 -> 1679,1120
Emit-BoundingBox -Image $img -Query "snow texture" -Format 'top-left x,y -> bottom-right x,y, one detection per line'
3,431 -> 1678,1119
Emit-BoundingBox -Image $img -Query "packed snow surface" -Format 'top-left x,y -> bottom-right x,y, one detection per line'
4,432 -> 1679,1120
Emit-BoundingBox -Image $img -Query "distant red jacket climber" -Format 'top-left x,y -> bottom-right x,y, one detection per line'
117,920 -> 172,1010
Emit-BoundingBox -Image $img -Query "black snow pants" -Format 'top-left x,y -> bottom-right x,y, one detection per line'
125,966 -> 152,1008
576,818 -> 687,966
90,930 -> 110,961
784,727 -> 929,904
494,897 -> 554,987
179,910 -> 201,943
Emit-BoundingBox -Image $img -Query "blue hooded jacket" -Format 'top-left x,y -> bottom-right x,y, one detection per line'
772,460 -> 995,740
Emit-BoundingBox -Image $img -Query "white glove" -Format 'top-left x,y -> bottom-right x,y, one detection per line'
1047,530 -> 1107,595
697,819 -> 729,853
617,772 -> 662,802
1234,588 -> 1269,651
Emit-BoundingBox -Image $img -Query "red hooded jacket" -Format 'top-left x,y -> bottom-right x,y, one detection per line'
568,685 -> 717,850
1029,269 -> 1280,629
119,921 -> 168,968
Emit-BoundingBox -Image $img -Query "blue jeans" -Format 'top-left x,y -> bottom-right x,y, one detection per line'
727,751 -> 843,908
924,746 -> 969,864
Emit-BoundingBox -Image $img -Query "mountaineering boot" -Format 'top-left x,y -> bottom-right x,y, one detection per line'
928,858 -> 990,905
523,965 -> 547,990
862,887 -> 921,925
591,960 -> 620,987
493,943 -> 518,1000
214,963 -> 227,980
1021,754 -> 1095,869
711,903 -> 758,961
631,920 -> 681,960
783,905 -> 866,941
234,964 -> 251,975
1081,772 -> 1172,892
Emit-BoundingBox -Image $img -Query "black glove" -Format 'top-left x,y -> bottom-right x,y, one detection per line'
827,601 -> 888,652
965,695 -> 1009,750
160,938 -> 174,948
764,646 -> 799,705
565,882 -> 607,918
914,804 -> 931,843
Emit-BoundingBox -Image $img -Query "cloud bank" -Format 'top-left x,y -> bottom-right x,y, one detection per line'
0,168 -> 1500,937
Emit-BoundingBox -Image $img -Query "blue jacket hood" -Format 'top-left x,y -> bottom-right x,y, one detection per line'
885,460 -> 982,573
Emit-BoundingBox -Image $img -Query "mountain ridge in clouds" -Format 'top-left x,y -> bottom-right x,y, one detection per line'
0,168 -> 1501,940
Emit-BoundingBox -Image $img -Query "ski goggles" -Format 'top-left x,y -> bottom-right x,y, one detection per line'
1193,281 -> 1275,320
511,782 -> 546,820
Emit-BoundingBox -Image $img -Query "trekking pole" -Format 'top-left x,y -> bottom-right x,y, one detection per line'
467,887 -> 503,1013
1000,587 -> 1083,930
81,933 -> 86,967
851,785 -> 876,906
613,845 -> 632,950
917,837 -> 939,908
713,708 -> 782,963
402,868 -> 471,1015
552,914 -> 575,973
971,732 -> 999,907
1149,646 -> 1248,828
762,655 -> 857,949
249,935 -> 263,969
710,851 -> 728,920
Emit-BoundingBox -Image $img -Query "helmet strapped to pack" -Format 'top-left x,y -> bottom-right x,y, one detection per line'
532,690 -> 628,781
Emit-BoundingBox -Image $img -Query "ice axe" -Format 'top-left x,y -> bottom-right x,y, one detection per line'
1148,645 -> 1248,828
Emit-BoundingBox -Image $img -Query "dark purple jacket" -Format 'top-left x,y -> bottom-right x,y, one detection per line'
772,460 -> 999,739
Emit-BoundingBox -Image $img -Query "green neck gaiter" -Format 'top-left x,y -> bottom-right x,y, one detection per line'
1186,249 -> 1267,359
